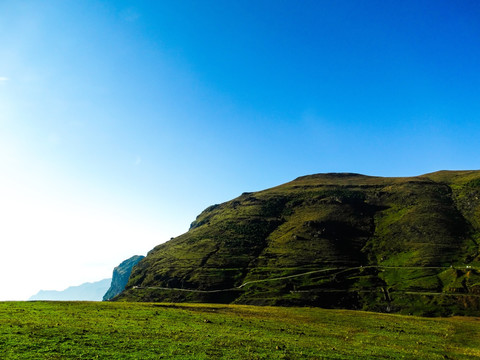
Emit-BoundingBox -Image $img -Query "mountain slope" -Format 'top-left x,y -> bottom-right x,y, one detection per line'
118,171 -> 480,316
29,279 -> 111,301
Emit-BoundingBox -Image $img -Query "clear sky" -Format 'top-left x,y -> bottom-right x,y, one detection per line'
1,1 -> 479,300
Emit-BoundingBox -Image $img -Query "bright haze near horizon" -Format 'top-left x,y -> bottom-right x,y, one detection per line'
1,1 -> 479,300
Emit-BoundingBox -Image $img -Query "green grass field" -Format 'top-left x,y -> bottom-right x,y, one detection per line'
1,301 -> 479,359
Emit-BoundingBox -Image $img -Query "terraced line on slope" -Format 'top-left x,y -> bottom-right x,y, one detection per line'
131,265 -> 479,295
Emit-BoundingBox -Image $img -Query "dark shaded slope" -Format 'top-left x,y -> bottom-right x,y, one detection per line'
119,171 -> 480,315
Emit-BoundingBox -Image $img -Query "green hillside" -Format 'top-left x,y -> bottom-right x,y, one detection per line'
118,171 -> 480,316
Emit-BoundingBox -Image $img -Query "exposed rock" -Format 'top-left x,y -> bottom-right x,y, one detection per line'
103,255 -> 144,301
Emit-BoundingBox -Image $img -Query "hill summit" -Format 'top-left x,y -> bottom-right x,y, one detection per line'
118,171 -> 480,316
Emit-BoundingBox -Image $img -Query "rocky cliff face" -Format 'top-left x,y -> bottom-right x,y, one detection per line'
117,171 -> 480,316
103,255 -> 144,301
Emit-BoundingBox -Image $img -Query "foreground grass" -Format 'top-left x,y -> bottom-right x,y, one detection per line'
0,302 -> 479,359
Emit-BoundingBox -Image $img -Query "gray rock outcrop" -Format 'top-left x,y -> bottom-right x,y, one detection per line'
103,255 -> 144,301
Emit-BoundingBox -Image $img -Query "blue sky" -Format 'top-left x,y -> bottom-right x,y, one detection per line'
1,0 -> 479,299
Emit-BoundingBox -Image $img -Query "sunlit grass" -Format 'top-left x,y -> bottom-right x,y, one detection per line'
1,301 -> 479,359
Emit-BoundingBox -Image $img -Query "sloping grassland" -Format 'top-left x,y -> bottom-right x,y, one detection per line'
119,171 -> 480,316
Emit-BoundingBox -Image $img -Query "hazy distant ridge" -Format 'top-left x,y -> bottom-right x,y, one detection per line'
29,279 -> 111,301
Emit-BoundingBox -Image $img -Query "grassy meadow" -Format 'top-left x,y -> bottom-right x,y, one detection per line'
1,301 -> 479,359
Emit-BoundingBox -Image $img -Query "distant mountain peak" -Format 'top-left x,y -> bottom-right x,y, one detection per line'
29,279 -> 111,301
